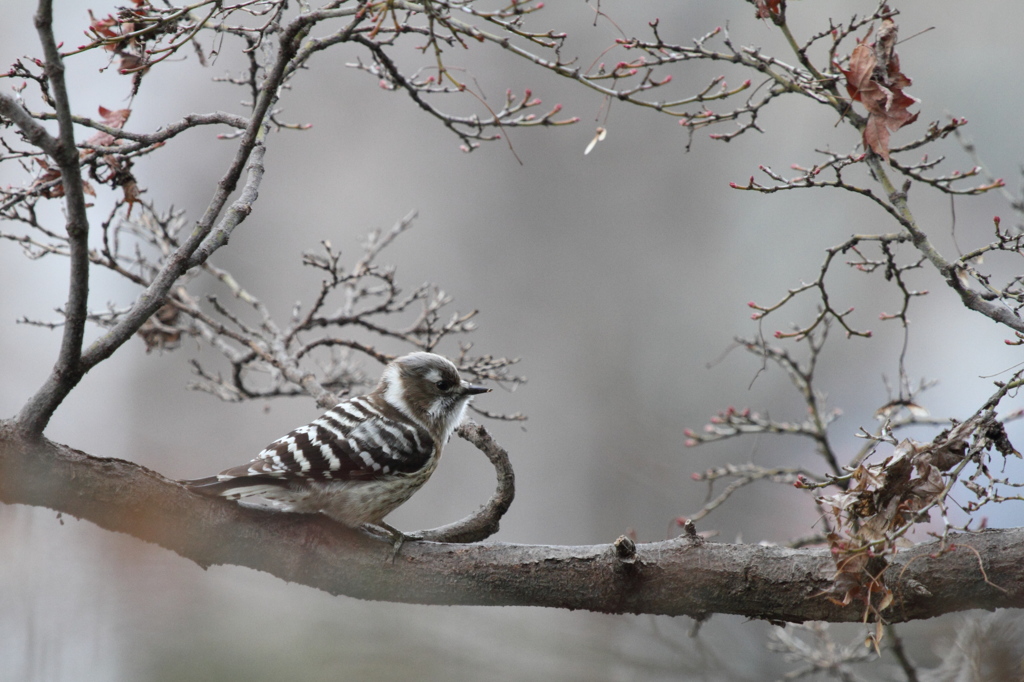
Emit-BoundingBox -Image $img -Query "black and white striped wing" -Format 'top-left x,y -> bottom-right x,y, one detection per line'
185,396 -> 434,498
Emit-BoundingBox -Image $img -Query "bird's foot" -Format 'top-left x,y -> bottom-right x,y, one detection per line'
363,522 -> 412,563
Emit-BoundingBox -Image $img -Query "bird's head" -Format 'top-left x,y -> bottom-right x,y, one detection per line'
378,352 -> 490,441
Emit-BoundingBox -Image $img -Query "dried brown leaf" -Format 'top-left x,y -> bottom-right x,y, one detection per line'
85,106 -> 131,148
839,19 -> 919,160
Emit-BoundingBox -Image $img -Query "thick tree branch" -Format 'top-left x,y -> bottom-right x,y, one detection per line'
1,420 -> 1020,621
74,129 -> 270,376
15,0 -> 93,435
0,92 -> 60,156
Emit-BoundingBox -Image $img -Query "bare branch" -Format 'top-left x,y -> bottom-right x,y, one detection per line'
2,421 -> 1022,622
14,0 -> 93,435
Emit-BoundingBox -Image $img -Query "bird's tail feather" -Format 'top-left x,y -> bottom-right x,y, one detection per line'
180,475 -> 286,501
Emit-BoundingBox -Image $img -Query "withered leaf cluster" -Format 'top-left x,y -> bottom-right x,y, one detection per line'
838,17 -> 919,161
30,106 -> 143,211
86,0 -> 154,75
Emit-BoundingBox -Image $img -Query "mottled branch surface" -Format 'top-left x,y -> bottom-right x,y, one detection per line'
2,420 -> 1020,622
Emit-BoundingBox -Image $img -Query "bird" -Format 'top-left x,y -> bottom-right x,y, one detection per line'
181,352 -> 490,546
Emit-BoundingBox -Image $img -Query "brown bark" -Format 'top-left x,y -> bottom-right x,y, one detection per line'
2,419 -> 1021,622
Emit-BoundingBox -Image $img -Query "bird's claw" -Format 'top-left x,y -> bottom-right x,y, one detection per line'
364,522 -> 412,563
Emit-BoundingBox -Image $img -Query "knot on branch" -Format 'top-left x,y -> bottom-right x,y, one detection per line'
680,518 -> 702,543
614,534 -> 637,564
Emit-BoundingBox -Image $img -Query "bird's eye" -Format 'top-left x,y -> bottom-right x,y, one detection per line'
435,379 -> 454,391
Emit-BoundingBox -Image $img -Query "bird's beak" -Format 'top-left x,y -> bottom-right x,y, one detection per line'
462,382 -> 491,395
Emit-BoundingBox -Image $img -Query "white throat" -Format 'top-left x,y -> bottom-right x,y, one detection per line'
433,397 -> 471,443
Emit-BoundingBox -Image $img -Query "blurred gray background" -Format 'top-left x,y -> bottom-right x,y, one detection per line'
2,1 -> 1023,680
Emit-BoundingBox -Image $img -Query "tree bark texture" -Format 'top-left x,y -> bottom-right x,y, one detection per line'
1,420 -> 1021,623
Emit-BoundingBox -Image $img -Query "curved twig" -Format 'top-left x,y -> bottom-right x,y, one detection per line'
410,421 -> 515,543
